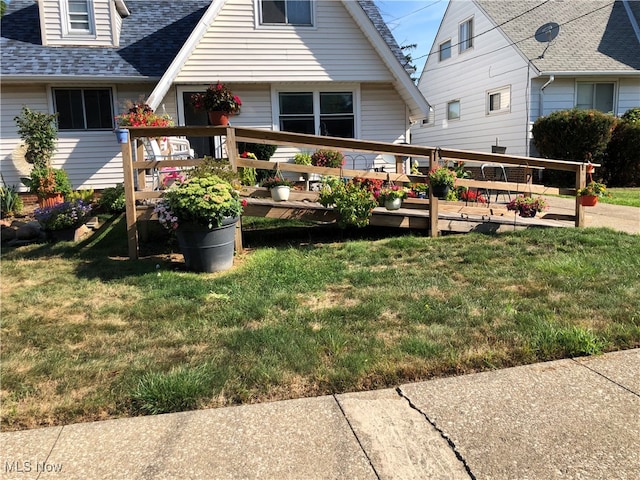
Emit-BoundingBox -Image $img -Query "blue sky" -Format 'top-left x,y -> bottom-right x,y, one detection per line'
374,0 -> 449,76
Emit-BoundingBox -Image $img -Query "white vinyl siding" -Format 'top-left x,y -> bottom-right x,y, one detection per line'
618,77 -> 640,114
413,1 -> 530,155
177,0 -> 392,83
39,0 -> 117,46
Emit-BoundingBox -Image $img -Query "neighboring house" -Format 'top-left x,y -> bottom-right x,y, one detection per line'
1,0 -> 429,191
412,0 -> 640,158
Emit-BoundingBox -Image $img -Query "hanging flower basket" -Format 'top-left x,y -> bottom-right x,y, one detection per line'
580,195 -> 598,207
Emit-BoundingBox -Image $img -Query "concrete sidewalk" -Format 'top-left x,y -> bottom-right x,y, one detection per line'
2,348 -> 638,480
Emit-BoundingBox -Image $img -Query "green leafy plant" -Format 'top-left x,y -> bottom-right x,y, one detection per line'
577,181 -> 610,198
21,166 -> 72,198
293,152 -> 312,165
155,175 -> 245,230
14,106 -> 58,167
68,189 -> 95,204
187,157 -> 240,186
0,182 -> 24,218
34,199 -> 92,231
98,184 -> 126,213
319,176 -> 378,228
190,82 -> 242,114
507,195 -> 548,216
311,149 -> 345,168
427,166 -> 456,188
604,107 -> 640,187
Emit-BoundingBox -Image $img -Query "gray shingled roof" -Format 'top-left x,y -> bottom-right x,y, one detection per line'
1,0 -> 409,79
475,0 -> 640,72
0,0 -> 211,79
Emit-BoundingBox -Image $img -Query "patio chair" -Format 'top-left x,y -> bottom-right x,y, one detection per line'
143,137 -> 194,189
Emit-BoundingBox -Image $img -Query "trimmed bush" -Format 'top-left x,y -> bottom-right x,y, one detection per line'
603,107 -> 640,187
532,108 -> 616,186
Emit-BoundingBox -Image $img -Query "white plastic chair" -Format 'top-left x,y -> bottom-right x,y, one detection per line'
144,137 -> 194,189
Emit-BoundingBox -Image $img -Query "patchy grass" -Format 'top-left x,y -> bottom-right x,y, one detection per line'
1,217 -> 639,430
602,188 -> 640,208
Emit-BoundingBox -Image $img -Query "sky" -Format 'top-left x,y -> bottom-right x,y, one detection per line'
374,0 -> 449,77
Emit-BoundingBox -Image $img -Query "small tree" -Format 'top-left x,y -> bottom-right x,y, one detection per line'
603,107 -> 640,187
14,106 -> 58,168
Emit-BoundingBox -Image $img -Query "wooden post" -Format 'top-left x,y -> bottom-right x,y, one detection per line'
575,163 -> 587,227
121,135 -> 139,260
225,127 -> 244,253
136,140 -> 146,190
395,155 -> 404,174
428,150 -> 439,237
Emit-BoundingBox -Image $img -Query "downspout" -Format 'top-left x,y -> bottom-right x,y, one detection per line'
539,74 -> 555,119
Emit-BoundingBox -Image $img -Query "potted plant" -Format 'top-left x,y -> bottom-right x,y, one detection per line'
319,176 -> 378,228
427,166 -> 457,199
507,195 -> 548,217
378,185 -> 408,210
410,182 -> 430,199
34,199 -> 92,241
14,106 -> 72,207
154,174 -> 246,272
260,174 -> 295,201
114,101 -> 173,143
293,151 -> 317,181
577,181 -> 609,206
190,82 -> 242,126
311,149 -> 345,169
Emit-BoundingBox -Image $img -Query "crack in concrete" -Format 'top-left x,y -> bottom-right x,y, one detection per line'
571,357 -> 640,398
395,387 -> 477,480
332,394 -> 382,480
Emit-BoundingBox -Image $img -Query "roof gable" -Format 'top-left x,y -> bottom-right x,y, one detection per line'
475,0 -> 640,73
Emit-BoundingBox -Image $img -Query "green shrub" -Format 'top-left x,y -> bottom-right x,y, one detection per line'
98,184 -> 126,213
0,183 -> 24,218
532,108 -> 616,186
237,142 -> 277,161
604,107 -> 640,187
14,106 -> 58,168
187,157 -> 239,185
68,189 -> 95,204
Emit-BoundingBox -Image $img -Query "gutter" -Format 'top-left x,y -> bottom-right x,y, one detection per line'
0,75 -> 159,84
539,71 -> 639,76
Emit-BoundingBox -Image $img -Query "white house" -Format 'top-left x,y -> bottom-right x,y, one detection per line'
1,0 -> 430,192
412,0 -> 640,158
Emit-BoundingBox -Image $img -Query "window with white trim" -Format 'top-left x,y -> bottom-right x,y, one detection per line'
459,18 -> 473,53
487,86 -> 511,114
439,40 -> 451,61
278,91 -> 354,137
66,0 -> 92,33
260,0 -> 313,26
447,100 -> 460,120
576,82 -> 614,113
53,88 -> 113,130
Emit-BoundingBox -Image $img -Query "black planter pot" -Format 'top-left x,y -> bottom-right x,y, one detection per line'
175,217 -> 239,272
431,184 -> 450,199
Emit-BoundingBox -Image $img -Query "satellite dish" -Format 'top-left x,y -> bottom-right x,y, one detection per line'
535,22 -> 560,43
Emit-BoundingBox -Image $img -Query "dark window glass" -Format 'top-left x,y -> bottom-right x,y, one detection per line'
262,0 -> 311,25
319,116 -> 354,137
320,93 -> 353,114
439,40 -> 451,61
54,88 -> 113,130
262,0 -> 286,23
280,117 -> 315,134
279,92 -> 313,114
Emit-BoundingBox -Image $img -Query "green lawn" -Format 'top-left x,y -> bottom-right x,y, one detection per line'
601,187 -> 640,207
1,215 -> 639,431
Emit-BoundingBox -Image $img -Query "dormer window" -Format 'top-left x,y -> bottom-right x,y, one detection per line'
260,0 -> 313,26
64,0 -> 94,35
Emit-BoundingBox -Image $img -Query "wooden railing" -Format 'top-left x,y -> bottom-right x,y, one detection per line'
120,126 -> 594,259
